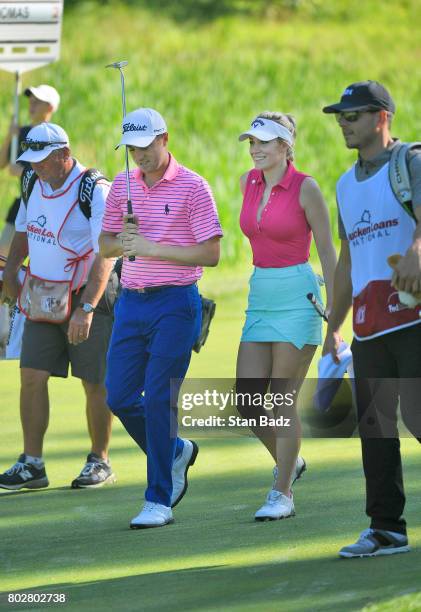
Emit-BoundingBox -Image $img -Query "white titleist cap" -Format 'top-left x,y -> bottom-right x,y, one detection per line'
239,117 -> 294,145
117,108 -> 167,149
17,123 -> 69,163
24,85 -> 60,112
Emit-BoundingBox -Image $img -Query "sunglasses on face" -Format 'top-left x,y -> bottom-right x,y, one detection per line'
21,141 -> 67,152
335,110 -> 378,123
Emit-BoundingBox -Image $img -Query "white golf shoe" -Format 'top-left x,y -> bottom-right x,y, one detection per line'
130,502 -> 174,529
171,439 -> 199,508
255,490 -> 295,521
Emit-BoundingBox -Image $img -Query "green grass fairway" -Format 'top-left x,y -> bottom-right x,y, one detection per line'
1,273 -> 420,611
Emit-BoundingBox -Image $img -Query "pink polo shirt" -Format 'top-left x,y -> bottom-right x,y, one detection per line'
102,154 -> 222,289
239,162 -> 311,268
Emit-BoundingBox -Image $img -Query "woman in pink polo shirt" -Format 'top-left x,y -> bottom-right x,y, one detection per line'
236,111 -> 337,521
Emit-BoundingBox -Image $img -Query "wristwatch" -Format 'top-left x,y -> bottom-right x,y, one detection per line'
79,302 -> 95,314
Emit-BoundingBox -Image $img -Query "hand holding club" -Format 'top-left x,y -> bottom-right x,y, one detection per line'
121,232 -> 155,259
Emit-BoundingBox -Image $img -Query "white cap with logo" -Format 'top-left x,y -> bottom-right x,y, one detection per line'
239,117 -> 294,145
116,108 -> 167,149
17,123 -> 69,163
24,85 -> 60,112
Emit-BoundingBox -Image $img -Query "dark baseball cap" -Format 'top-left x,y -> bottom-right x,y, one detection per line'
323,80 -> 395,114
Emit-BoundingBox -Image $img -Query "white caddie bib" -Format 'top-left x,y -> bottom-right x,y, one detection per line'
337,162 -> 421,340
18,167 -> 94,323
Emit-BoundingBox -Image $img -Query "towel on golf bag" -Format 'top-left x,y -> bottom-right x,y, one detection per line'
0,256 -> 26,360
193,296 -> 216,353
313,341 -> 354,412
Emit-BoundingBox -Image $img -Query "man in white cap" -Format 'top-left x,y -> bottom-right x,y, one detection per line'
0,122 -> 117,491
100,107 -> 223,528
0,85 -> 60,257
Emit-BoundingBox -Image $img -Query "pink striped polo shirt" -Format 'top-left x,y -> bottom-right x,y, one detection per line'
239,162 -> 311,268
102,154 -> 222,288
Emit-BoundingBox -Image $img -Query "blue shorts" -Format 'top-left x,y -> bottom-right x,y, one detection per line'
241,264 -> 323,349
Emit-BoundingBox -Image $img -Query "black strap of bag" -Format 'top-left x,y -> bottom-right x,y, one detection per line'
21,166 -> 108,220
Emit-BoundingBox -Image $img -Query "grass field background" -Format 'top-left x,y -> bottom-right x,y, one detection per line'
1,273 -> 421,610
0,0 -> 420,263
1,0 -> 421,609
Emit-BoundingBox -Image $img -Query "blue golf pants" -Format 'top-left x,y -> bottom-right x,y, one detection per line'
106,285 -> 202,507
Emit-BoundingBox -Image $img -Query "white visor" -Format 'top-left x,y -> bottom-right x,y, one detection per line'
239,118 -> 294,145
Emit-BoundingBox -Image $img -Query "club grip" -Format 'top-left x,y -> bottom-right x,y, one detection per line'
306,293 -> 328,322
126,200 -> 135,262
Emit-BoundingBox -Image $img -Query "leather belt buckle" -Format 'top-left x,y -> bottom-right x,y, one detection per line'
129,285 -> 179,294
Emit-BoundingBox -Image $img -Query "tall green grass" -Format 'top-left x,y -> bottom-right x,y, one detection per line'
0,1 -> 419,263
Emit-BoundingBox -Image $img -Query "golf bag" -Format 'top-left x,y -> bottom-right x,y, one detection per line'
389,141 -> 421,220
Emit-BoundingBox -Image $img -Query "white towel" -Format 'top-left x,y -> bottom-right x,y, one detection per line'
314,342 -> 354,412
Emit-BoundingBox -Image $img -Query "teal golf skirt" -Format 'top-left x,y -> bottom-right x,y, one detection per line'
241,264 -> 323,349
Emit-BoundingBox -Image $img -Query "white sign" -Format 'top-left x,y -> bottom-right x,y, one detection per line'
0,0 -> 63,73
0,3 -> 60,22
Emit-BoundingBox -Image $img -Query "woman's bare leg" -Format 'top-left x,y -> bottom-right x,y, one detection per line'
236,342 -> 276,460
271,342 -> 317,495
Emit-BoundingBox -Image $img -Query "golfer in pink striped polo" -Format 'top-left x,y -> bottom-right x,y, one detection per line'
99,108 -> 222,529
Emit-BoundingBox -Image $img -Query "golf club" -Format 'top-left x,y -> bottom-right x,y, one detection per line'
307,293 -> 328,322
106,60 -> 135,261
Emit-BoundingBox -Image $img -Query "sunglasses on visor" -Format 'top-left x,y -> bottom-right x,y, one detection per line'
21,141 -> 67,152
335,110 -> 379,123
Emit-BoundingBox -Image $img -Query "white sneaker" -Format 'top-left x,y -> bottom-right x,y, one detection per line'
255,490 -> 295,521
171,439 -> 199,508
130,502 -> 174,529
339,528 -> 410,558
272,456 -> 306,487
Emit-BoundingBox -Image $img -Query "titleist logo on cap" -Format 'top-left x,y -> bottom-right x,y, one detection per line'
122,123 -> 147,133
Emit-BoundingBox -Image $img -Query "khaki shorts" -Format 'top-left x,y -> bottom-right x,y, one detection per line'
20,292 -> 113,384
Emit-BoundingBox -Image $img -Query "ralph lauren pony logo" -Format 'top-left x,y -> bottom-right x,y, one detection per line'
164,204 -> 170,215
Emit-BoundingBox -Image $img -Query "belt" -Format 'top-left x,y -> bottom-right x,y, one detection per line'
125,284 -> 184,294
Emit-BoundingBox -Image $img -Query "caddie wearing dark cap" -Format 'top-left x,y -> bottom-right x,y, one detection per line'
322,81 -> 421,558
